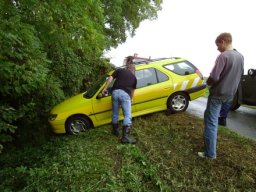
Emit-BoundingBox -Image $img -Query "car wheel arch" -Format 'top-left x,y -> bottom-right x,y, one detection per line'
65,114 -> 93,135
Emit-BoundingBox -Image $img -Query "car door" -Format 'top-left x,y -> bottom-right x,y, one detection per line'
91,76 -> 136,126
240,74 -> 256,105
133,67 -> 173,116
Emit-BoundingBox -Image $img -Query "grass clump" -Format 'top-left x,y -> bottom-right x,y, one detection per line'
1,112 -> 256,191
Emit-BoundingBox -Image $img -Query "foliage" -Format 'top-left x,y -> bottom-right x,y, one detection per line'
0,0 -> 163,151
0,105 -> 18,153
0,112 -> 255,191
103,0 -> 162,48
0,14 -> 56,152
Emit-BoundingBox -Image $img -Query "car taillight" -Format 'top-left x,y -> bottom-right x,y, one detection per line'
196,69 -> 203,80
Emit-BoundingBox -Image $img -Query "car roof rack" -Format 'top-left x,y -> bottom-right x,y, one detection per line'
133,57 -> 182,64
130,54 -> 152,64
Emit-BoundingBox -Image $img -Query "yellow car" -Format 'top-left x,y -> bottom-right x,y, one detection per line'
49,57 -> 206,134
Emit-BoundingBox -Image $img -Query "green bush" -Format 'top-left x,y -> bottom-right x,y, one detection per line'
0,0 -> 163,151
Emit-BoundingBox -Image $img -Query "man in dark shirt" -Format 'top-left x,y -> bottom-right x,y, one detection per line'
198,33 -> 244,159
102,56 -> 137,144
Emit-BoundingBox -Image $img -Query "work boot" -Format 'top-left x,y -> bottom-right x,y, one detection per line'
112,123 -> 120,137
121,126 -> 136,144
218,117 -> 227,126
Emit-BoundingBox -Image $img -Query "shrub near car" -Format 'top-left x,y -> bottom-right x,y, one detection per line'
48,57 -> 206,134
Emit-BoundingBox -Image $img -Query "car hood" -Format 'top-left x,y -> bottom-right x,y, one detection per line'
50,92 -> 91,114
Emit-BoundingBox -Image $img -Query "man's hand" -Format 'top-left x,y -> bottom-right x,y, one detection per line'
101,88 -> 108,96
101,75 -> 113,96
206,77 -> 214,86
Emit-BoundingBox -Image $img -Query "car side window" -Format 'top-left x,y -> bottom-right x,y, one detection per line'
156,69 -> 169,82
136,68 -> 157,88
164,61 -> 196,75
135,68 -> 167,88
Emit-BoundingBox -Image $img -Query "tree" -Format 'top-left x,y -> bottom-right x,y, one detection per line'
0,0 -> 163,152
103,0 -> 162,48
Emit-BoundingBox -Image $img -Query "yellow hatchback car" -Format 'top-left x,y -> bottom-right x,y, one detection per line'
49,57 -> 206,134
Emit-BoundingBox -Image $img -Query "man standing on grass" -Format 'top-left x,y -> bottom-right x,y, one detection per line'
102,56 -> 137,144
198,32 -> 244,159
218,49 -> 243,127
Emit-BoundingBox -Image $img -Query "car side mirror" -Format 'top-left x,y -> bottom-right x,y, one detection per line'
248,69 -> 256,77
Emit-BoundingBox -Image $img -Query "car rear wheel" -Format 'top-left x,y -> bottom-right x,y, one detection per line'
167,92 -> 189,113
65,115 -> 92,135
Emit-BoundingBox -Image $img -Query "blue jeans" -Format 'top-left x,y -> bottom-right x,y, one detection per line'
112,89 -> 132,126
203,97 -> 231,158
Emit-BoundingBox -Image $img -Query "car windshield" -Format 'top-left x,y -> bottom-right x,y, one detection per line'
83,75 -> 108,98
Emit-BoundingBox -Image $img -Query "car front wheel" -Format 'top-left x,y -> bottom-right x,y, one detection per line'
65,115 -> 92,135
167,92 -> 189,113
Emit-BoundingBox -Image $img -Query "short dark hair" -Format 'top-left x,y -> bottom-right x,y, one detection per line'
126,56 -> 134,65
215,32 -> 232,44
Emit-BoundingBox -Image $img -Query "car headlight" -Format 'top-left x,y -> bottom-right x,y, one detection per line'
49,114 -> 57,121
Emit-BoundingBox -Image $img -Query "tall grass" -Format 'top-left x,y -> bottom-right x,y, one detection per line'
1,112 -> 256,191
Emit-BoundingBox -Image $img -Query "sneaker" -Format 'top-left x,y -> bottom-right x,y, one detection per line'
198,152 -> 216,160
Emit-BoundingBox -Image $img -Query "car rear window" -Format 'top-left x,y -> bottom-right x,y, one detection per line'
164,61 -> 197,75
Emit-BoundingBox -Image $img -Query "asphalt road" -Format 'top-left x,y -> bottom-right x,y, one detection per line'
187,97 -> 256,141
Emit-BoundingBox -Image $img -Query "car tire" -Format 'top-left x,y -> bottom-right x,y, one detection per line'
167,92 -> 189,113
65,115 -> 92,135
230,94 -> 240,111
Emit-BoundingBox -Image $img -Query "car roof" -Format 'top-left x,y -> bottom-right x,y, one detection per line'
115,57 -> 186,70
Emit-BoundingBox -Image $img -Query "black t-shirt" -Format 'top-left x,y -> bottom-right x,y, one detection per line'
111,68 -> 137,97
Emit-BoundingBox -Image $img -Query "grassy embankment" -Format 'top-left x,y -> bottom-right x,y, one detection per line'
1,111 -> 255,191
